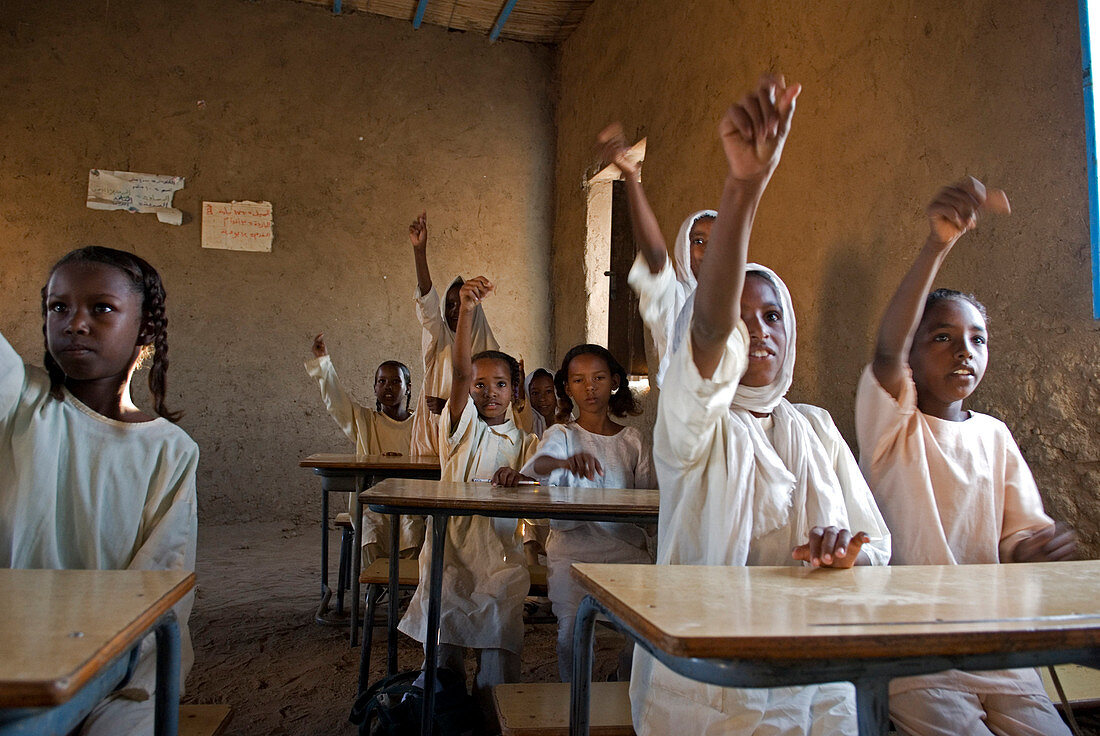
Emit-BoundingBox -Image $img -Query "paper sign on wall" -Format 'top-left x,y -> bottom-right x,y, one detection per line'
86,169 -> 186,225
201,201 -> 274,252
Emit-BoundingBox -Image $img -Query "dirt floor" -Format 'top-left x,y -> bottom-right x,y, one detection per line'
184,522 -> 625,735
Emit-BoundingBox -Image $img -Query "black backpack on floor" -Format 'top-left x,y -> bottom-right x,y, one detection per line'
349,668 -> 483,736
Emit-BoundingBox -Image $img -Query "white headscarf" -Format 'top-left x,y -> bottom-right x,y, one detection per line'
523,368 -> 554,438
672,209 -> 718,289
671,264 -> 846,542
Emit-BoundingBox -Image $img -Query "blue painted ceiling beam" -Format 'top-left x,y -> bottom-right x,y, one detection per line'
413,0 -> 430,28
489,0 -> 518,41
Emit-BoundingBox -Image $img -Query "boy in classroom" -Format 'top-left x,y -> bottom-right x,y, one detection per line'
398,275 -> 538,693
408,211 -> 499,456
305,333 -> 420,564
597,122 -> 716,387
857,177 -> 1075,736
520,343 -> 656,682
629,74 -> 889,735
0,246 -> 198,736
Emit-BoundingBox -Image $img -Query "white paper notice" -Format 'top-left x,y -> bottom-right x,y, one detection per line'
201,201 -> 274,252
86,169 -> 185,225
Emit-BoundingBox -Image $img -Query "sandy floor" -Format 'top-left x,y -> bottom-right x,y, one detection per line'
184,522 -> 624,735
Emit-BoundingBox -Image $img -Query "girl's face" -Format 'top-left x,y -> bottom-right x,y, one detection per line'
528,374 -> 557,419
445,283 -> 462,332
909,298 -> 988,416
565,352 -> 618,415
688,217 -> 715,278
740,274 -> 788,388
471,357 -> 512,424
45,262 -> 146,385
374,365 -> 408,410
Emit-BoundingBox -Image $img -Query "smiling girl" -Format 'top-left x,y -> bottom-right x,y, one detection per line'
0,246 -> 197,736
857,178 -> 1074,736
398,275 -> 537,694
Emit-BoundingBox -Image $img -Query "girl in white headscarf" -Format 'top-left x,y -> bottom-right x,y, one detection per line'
408,213 -> 499,456
630,74 -> 890,736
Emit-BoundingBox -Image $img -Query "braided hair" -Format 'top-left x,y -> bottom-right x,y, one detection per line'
921,288 -> 989,325
375,360 -> 413,413
41,246 -> 181,422
555,343 -> 640,418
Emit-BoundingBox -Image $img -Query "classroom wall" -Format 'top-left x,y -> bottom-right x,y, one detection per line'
0,0 -> 555,524
551,0 -> 1100,554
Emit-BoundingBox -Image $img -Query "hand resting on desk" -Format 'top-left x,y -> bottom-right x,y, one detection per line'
791,527 -> 870,569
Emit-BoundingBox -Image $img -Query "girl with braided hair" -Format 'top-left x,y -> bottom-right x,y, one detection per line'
0,246 -> 198,736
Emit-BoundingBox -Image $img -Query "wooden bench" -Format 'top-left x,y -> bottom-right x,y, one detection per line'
179,704 -> 232,736
492,681 -> 634,735
1043,663 -> 1100,710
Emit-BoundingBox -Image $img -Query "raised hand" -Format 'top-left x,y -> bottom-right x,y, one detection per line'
926,177 -> 1010,250
596,122 -> 640,181
459,276 -> 494,311
718,73 -> 801,184
409,211 -> 428,249
1012,522 -> 1077,562
311,333 -> 327,358
791,527 -> 870,569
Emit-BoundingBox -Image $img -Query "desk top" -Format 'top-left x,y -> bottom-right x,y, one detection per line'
299,453 -> 440,471
362,478 -> 659,519
0,569 -> 195,707
572,561 -> 1100,661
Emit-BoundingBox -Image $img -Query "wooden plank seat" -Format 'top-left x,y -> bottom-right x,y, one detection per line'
1043,664 -> 1100,710
492,682 -> 634,735
178,704 -> 232,736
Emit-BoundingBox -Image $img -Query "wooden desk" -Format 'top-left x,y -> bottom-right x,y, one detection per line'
568,561 -> 1100,735
363,477 -> 659,736
0,569 -> 195,736
299,454 -> 439,642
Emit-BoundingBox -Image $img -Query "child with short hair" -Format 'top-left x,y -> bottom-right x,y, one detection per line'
305,333 -> 419,563
408,212 -> 499,456
398,276 -> 537,692
0,246 -> 198,736
521,343 -> 655,681
597,123 -> 716,387
857,177 -> 1074,736
630,75 -> 890,735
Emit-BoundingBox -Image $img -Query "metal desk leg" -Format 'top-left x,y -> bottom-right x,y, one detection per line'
316,485 -> 332,622
421,513 -> 449,736
349,474 -> 366,646
569,595 -> 599,736
854,678 -> 890,736
153,611 -> 181,736
387,513 -> 401,676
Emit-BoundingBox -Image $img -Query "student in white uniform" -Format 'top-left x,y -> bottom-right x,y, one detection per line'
0,246 -> 198,736
408,212 -> 499,456
514,366 -> 558,439
520,343 -> 655,681
857,177 -> 1074,736
398,275 -> 538,693
305,333 -> 419,564
597,122 -> 716,388
630,75 -> 889,736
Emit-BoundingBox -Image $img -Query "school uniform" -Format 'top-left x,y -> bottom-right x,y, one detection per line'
629,265 -> 891,736
0,331 -> 198,736
411,279 -> 498,456
520,422 -> 657,681
855,366 -> 1069,736
398,396 -> 537,689
305,354 -> 419,560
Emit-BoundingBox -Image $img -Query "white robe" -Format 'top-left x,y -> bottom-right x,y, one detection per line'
521,422 -> 657,679
0,330 -> 198,736
398,397 -> 537,654
629,326 -> 861,736
305,354 -> 421,555
410,280 -> 498,456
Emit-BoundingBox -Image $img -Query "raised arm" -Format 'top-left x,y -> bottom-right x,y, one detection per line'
871,178 -> 1009,399
691,74 -> 800,379
597,123 -> 668,274
448,276 -> 494,428
409,212 -> 432,296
